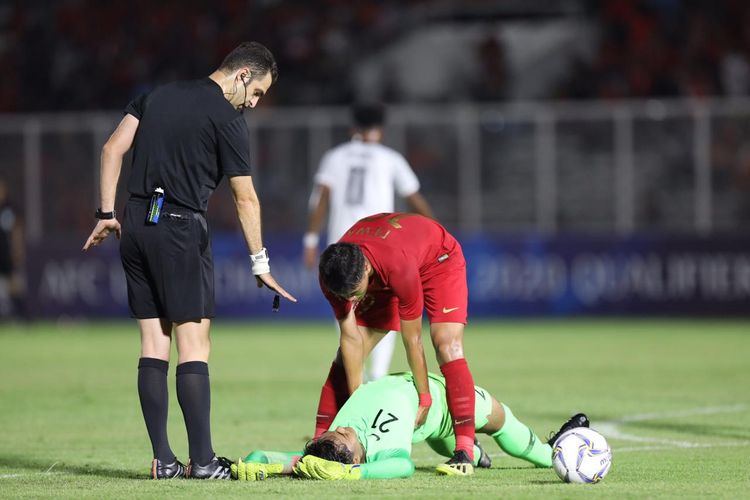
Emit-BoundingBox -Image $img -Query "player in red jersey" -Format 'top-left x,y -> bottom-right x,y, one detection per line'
314,212 -> 478,475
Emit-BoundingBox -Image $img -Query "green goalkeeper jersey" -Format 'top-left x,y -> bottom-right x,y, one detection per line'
245,372 -> 552,479
329,372 -> 492,479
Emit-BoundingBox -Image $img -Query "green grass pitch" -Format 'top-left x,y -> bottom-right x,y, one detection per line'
0,319 -> 748,498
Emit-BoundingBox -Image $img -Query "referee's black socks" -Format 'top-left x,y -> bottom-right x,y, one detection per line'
176,361 -> 214,466
137,357 -> 176,463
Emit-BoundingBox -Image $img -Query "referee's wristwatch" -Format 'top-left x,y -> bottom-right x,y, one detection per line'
95,208 -> 117,220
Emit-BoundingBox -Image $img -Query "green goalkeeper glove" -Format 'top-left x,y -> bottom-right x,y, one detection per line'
293,455 -> 362,481
231,458 -> 284,481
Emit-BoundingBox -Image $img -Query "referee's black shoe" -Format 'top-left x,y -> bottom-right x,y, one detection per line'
547,413 -> 590,446
187,455 -> 233,480
150,457 -> 186,479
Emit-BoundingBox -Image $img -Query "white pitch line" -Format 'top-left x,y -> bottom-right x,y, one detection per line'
0,471 -> 63,479
596,421 -> 702,448
612,404 -> 749,423
0,463 -> 61,480
598,404 -> 750,449
614,442 -> 750,453
414,404 -> 750,461
477,440 -> 750,460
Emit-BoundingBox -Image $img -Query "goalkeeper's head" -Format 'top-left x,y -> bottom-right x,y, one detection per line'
319,243 -> 372,302
303,426 -> 365,464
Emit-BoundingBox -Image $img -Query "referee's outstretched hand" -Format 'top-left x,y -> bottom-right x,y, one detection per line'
82,219 -> 122,251
255,273 -> 297,303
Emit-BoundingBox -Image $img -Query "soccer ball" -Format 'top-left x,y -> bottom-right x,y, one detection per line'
552,427 -> 612,484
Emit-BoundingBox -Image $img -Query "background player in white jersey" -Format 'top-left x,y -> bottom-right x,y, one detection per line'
303,103 -> 434,382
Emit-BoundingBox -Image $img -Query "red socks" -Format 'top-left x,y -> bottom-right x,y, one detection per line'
313,361 -> 349,438
440,358 -> 476,460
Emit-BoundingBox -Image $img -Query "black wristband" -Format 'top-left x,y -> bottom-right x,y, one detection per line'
95,208 -> 116,220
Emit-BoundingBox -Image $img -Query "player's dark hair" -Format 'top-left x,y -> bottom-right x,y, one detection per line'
220,42 -> 279,83
303,437 -> 355,464
319,243 -> 366,297
352,103 -> 385,129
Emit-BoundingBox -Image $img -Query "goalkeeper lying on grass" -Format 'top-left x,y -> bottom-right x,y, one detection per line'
232,372 -> 587,480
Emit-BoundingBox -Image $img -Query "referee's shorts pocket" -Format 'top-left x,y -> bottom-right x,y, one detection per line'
158,213 -> 214,321
161,213 -> 194,257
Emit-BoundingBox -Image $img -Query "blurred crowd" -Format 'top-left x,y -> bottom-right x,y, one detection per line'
557,0 -> 750,99
3,1 -> 750,112
1,0 -> 748,323
0,0 -> 431,111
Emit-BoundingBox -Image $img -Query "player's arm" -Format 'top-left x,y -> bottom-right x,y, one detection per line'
394,153 -> 433,219
100,115 -> 137,212
233,450 -> 294,481
360,449 -> 415,479
243,450 -> 303,475
229,175 -> 264,254
229,176 -> 296,302
405,191 -> 434,219
303,183 -> 330,269
295,449 -> 415,480
82,114 -> 138,250
339,310 -> 364,394
400,316 -> 431,427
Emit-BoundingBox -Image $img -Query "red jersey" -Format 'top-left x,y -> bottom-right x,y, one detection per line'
322,213 -> 461,321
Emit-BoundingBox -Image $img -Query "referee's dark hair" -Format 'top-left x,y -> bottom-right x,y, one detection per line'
220,41 -> 279,83
319,243 -> 366,297
352,103 -> 385,129
303,437 -> 356,464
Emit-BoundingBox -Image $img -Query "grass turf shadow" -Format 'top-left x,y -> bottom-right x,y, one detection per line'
0,456 -> 143,480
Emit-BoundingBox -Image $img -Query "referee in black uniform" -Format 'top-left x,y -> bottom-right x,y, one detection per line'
83,42 -> 296,480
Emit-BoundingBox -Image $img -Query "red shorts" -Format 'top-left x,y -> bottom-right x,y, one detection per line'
354,250 -> 468,331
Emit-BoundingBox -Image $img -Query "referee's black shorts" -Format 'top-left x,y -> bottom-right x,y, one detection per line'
120,197 -> 215,322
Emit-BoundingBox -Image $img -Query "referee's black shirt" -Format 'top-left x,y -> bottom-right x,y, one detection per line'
124,78 -> 252,213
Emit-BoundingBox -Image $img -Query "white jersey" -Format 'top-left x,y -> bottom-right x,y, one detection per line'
313,139 -> 420,244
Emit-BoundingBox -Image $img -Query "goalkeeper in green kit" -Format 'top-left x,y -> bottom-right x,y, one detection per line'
232,372 -> 587,480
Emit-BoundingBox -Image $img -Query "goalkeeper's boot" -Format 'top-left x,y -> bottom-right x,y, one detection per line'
547,413 -> 589,446
150,457 -> 186,479
186,455 -> 233,480
435,450 -> 474,476
474,438 -> 492,469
